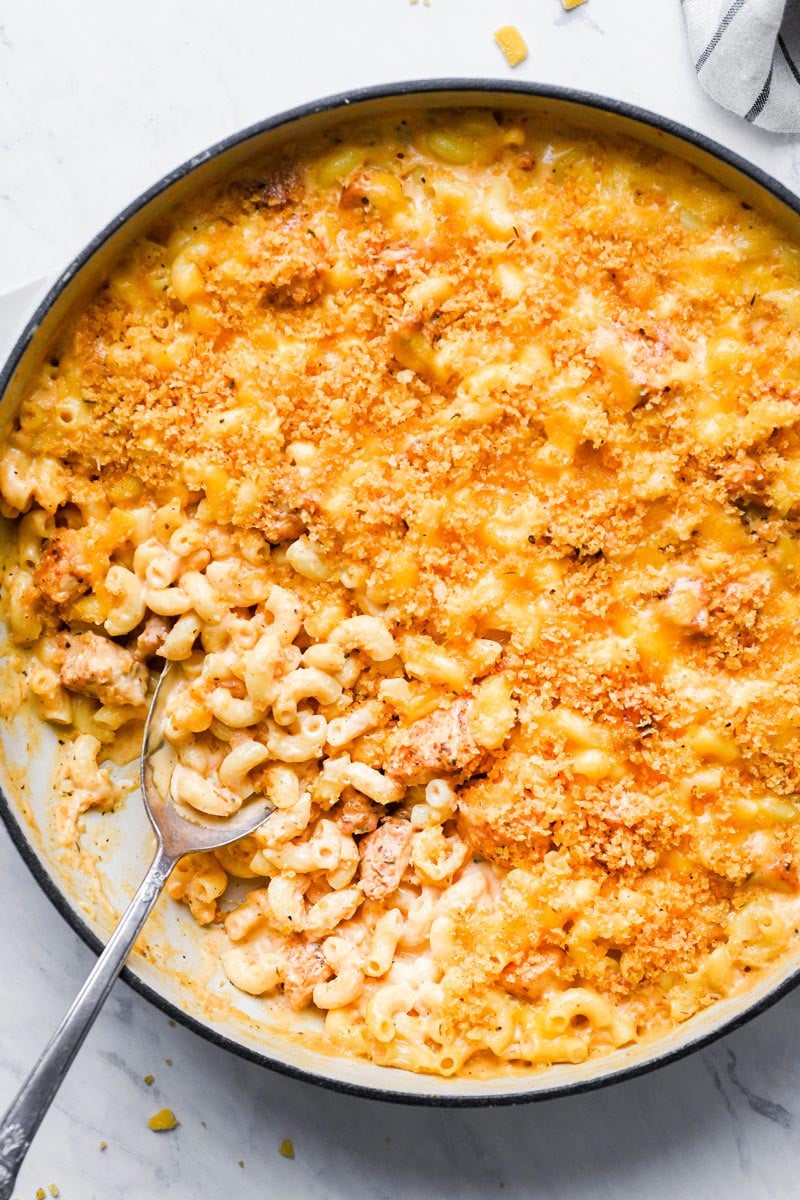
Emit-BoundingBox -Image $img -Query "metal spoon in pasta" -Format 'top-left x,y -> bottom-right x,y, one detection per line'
0,662 -> 274,1198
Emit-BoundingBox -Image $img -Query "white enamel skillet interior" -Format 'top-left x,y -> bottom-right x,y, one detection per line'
2,80 -> 800,1107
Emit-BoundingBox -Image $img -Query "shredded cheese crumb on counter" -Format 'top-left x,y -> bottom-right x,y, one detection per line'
144,1073 -> 155,1086
494,25 -> 528,66
147,1108 -> 179,1132
279,1138 -> 295,1160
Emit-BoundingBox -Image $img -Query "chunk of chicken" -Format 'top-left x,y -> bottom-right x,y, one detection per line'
134,614 -> 171,660
260,502 -> 307,544
60,631 -> 149,708
456,750 -> 555,870
282,936 -> 332,1010
33,530 -> 92,612
250,165 -> 303,211
386,697 -> 482,784
329,787 -> 382,836
500,947 -> 568,1002
358,817 -> 414,900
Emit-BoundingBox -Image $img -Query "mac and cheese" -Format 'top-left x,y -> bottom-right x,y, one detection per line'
3,108 -> 800,1077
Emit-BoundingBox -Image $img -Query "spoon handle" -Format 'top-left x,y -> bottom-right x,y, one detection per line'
0,843 -> 177,1198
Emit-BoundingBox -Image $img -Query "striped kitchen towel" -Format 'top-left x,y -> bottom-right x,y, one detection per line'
683,0 -> 800,132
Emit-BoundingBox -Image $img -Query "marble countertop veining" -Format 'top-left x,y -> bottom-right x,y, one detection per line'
2,1 -> 800,1196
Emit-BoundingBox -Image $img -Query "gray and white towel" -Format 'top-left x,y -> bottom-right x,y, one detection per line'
683,0 -> 800,132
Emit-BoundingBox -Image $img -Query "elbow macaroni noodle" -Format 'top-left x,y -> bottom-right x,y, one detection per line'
3,108 -> 800,1078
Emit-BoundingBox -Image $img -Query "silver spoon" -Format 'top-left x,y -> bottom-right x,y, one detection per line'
0,663 -> 274,1197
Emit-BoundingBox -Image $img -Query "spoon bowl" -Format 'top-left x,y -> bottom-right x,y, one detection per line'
141,662 -> 275,859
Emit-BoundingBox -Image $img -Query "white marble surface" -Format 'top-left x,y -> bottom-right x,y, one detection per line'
2,1 -> 800,1196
